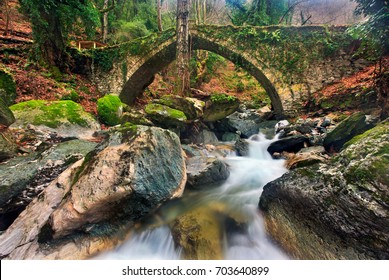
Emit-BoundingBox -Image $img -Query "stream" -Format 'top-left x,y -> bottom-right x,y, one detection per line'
96,132 -> 289,260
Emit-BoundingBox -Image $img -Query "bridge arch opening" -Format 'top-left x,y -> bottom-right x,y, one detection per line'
119,34 -> 284,118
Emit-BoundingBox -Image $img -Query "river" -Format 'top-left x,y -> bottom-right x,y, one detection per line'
96,132 -> 289,260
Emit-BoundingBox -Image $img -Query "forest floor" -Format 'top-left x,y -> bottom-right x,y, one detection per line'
1,0 -> 386,120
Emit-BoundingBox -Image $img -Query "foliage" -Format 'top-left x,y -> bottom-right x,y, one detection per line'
109,20 -> 151,44
97,94 -> 123,126
350,0 -> 389,55
226,0 -> 288,26
19,0 -> 99,68
210,93 -> 237,103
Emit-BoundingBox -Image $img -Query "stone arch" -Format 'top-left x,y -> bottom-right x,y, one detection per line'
119,32 -> 285,118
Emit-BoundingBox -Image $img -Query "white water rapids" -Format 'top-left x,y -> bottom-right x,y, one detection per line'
96,133 -> 289,260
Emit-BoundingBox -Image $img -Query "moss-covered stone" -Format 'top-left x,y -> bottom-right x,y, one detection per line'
154,95 -> 204,120
97,94 -> 123,126
10,100 -> 99,129
203,93 -> 239,122
145,103 -> 187,127
323,112 -> 379,152
0,97 -> 15,126
0,67 -> 17,106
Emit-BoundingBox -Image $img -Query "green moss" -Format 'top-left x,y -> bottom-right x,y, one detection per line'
210,93 -> 237,103
97,94 -> 123,126
10,100 -> 94,128
145,103 -> 187,127
0,67 -> 17,106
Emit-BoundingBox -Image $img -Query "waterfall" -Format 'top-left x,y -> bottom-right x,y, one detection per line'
96,132 -> 288,260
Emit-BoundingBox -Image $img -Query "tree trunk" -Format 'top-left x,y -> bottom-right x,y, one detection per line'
102,0 -> 109,42
3,0 -> 10,36
157,0 -> 163,32
175,0 -> 191,96
40,7 -> 69,70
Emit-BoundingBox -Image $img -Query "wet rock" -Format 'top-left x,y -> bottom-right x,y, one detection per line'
0,125 -> 187,259
0,139 -> 98,216
284,146 -> 328,169
226,110 -> 262,137
170,205 -> 225,260
203,94 -> 239,122
259,120 -> 389,259
0,97 -> 15,127
186,156 -> 230,189
189,129 -> 219,144
267,135 -> 309,155
222,132 -> 240,142
323,112 -> 379,152
234,138 -> 250,156
50,125 -> 186,238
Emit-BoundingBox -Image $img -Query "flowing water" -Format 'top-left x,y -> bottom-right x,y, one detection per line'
96,133 -> 289,260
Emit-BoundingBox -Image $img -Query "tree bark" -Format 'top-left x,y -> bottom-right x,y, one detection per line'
3,0 -> 11,36
102,0 -> 109,42
175,0 -> 191,96
157,0 -> 163,32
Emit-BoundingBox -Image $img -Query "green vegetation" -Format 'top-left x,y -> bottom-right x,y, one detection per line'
10,100 -> 95,128
0,67 -> 17,106
145,103 -> 187,127
97,94 -> 123,126
210,93 -> 237,103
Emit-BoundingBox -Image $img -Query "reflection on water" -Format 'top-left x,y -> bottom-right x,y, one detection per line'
96,133 -> 289,260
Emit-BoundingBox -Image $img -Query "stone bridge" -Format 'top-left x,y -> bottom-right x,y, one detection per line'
87,25 -> 367,118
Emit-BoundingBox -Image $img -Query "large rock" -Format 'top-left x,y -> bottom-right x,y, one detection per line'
97,94 -> 123,126
10,100 -> 100,137
0,125 -> 187,259
0,140 -> 98,215
189,129 -> 219,144
0,97 -> 15,127
267,135 -> 309,155
0,68 -> 17,106
50,125 -> 187,238
323,112 -> 379,152
170,204 -> 226,260
202,94 -> 239,122
213,110 -> 263,138
155,95 -> 204,120
145,103 -> 187,128
186,156 -> 230,189
259,120 -> 389,259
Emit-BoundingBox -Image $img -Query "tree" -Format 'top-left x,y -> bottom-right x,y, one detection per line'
352,0 -> 389,54
226,0 -> 289,26
1,0 -> 11,36
20,0 -> 99,70
157,0 -> 163,31
176,0 -> 191,95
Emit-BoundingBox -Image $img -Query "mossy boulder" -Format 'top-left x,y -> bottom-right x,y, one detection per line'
0,97 -> 15,127
97,94 -> 123,126
0,129 -> 18,162
10,100 -> 100,130
145,103 -> 187,128
323,112 -> 379,152
120,107 -> 153,126
0,68 -> 17,106
259,119 -> 389,259
203,93 -> 239,122
154,95 -> 204,120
